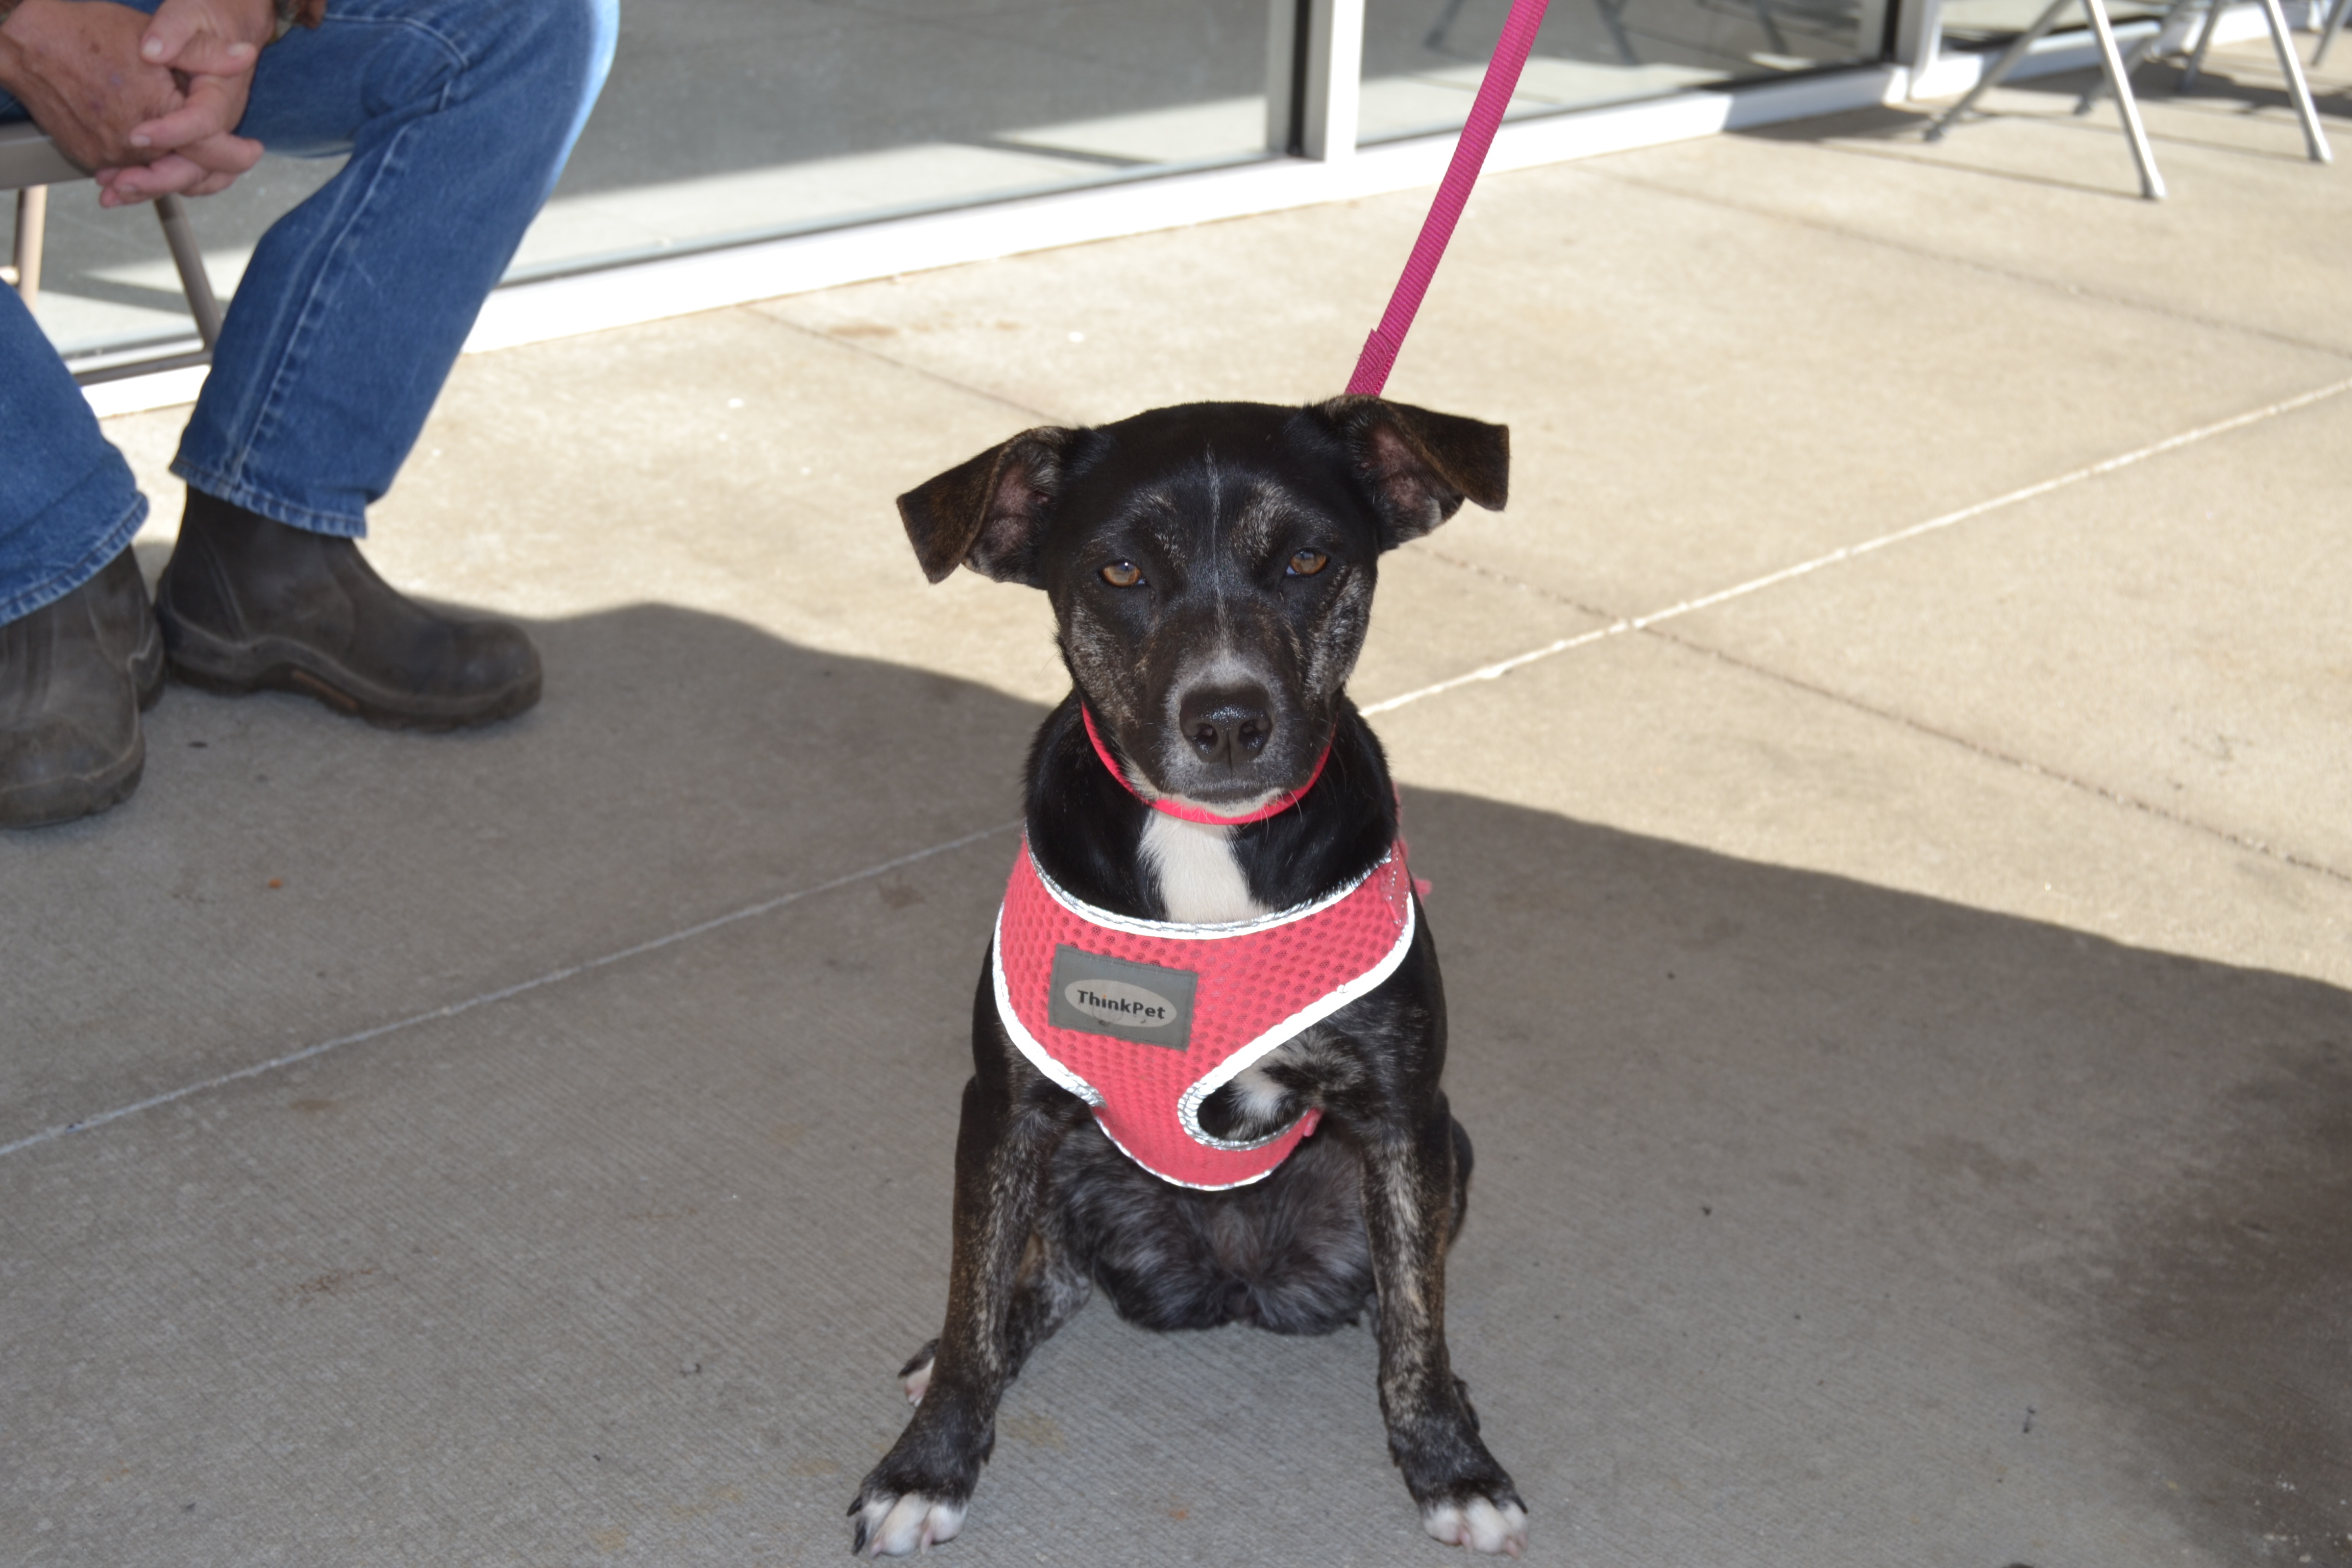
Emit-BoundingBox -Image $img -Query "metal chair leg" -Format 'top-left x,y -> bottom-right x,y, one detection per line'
2084,0 -> 2170,195
11,186 -> 45,307
2179,0 -> 2224,83
1925,0 -> 2074,139
154,193 -> 224,349
1592,0 -> 1641,66
2317,0 -> 2350,67
1422,0 -> 1476,52
2076,0 -> 2194,111
2252,0 -> 2335,159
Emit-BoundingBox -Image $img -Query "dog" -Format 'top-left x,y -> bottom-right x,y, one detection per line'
849,396 -> 1525,1557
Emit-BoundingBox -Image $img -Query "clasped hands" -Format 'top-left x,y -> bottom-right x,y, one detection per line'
0,0 -> 276,205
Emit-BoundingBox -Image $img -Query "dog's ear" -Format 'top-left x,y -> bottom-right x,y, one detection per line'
898,427 -> 1076,586
1314,396 -> 1509,549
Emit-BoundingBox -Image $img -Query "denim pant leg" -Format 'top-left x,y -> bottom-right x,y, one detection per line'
0,280 -> 150,624
173,0 -> 617,538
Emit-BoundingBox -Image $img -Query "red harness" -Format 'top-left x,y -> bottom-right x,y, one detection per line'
991,712 -> 1416,1190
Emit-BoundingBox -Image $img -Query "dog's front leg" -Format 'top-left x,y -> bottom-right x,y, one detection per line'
1362,1094 -> 1529,1556
850,1052 -> 1065,1557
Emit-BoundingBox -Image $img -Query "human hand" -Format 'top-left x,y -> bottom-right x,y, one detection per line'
96,0 -> 276,205
0,0 -> 187,174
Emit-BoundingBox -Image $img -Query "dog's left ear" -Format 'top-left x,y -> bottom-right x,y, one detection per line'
1314,396 -> 1509,550
897,427 -> 1076,586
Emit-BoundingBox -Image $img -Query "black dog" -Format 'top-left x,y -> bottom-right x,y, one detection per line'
850,397 -> 1525,1557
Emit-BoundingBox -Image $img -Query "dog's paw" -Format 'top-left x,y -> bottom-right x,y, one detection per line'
851,1490 -> 967,1557
1422,1496 -> 1529,1557
896,1339 -> 939,1406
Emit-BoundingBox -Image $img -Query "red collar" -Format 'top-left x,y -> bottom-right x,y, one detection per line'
1080,705 -> 1331,827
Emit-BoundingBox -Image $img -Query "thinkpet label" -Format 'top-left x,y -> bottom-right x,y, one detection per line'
1047,946 -> 1197,1048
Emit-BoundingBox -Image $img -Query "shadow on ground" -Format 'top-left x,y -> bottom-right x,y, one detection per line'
2,603 -> 2344,1566
1414,784 -> 2351,1568
1731,61 -> 2349,146
0,597 -> 1038,1147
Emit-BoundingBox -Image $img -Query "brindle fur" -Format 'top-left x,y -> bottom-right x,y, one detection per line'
852,398 -> 1523,1554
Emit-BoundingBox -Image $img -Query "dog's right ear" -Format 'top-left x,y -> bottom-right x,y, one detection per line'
1313,396 -> 1509,550
897,428 -> 1075,587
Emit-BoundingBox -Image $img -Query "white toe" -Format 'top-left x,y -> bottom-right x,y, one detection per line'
1423,1497 -> 1529,1557
901,1356 -> 934,1405
860,1492 -> 966,1556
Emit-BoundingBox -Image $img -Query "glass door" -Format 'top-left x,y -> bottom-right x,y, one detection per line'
16,0 -> 1288,368
1358,0 -> 1890,143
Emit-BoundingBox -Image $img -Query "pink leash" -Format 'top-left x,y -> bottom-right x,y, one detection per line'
1346,0 -> 1552,397
1085,7 -> 1549,826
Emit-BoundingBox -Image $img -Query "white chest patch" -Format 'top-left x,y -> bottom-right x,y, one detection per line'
1139,812 -> 1268,925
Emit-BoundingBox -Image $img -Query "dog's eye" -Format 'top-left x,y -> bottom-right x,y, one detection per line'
1286,549 -> 1329,578
1099,561 -> 1143,588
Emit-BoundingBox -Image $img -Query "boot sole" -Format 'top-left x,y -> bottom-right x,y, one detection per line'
172,649 -> 546,733
0,724 -> 146,830
164,631 -> 541,732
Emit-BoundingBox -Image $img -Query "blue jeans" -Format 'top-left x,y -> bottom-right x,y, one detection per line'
0,0 -> 617,625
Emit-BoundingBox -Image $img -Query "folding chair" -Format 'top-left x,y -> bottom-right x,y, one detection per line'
2070,0 -> 2331,163
3,120 -> 226,378
1923,0 -> 2173,197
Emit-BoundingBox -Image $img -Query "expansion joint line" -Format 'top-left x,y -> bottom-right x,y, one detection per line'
0,820 -> 1021,1162
1366,375 -> 2352,888
1361,375 -> 2352,716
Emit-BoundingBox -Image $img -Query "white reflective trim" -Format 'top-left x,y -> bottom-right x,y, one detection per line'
1031,844 -> 1389,941
990,904 -> 1103,1108
1090,1113 -> 1287,1191
1176,891 -> 1416,1147
1175,1104 -> 1313,1155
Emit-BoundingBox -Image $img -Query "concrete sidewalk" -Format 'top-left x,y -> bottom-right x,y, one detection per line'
6,40 -> 2348,1568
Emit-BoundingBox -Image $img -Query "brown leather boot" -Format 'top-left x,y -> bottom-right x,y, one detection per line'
154,492 -> 541,729
0,548 -> 165,829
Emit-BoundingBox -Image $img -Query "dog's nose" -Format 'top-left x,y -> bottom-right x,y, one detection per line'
1179,685 -> 1275,769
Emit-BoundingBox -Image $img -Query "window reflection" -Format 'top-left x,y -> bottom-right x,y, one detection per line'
23,0 -> 1282,364
1361,0 -> 1881,142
